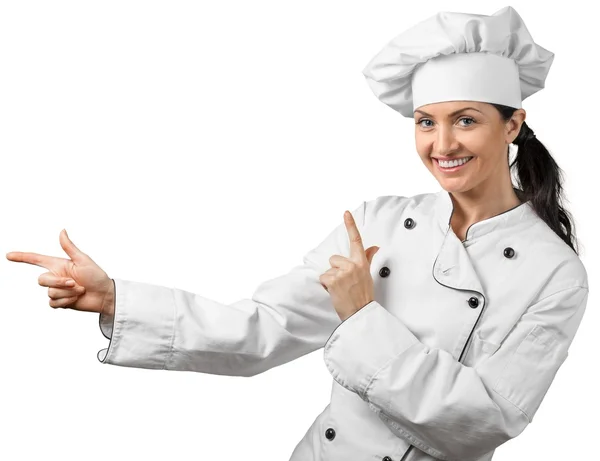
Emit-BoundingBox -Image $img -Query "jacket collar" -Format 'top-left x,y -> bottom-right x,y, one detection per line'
434,187 -> 536,242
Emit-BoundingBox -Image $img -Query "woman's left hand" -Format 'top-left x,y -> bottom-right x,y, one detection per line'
320,210 -> 380,322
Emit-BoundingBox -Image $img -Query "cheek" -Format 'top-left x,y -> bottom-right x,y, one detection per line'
474,150 -> 502,168
415,131 -> 427,148
461,130 -> 502,157
417,150 -> 432,167
414,140 -> 431,163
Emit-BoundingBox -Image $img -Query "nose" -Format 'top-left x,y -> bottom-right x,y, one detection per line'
434,125 -> 459,156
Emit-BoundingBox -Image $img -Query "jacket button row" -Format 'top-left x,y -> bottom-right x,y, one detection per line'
468,297 -> 479,309
325,428 -> 335,440
379,266 -> 391,278
404,218 -> 415,229
503,247 -> 515,258
382,457 -> 393,461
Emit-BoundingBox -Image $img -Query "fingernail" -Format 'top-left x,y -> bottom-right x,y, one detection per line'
66,279 -> 75,286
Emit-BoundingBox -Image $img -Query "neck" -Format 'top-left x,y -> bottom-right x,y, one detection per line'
449,182 -> 522,237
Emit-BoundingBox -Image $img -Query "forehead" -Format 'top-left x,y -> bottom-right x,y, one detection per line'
414,101 -> 490,117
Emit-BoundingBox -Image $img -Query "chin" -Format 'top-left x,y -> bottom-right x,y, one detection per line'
436,179 -> 472,194
430,160 -> 479,193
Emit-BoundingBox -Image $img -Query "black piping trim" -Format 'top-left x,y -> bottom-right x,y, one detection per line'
99,315 -> 111,340
399,227 -> 487,461
98,278 -> 116,340
450,187 -> 527,243
400,444 -> 414,460
97,279 -> 116,365
431,228 -> 487,363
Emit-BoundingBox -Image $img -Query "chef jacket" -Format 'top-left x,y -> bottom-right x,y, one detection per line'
97,188 -> 589,461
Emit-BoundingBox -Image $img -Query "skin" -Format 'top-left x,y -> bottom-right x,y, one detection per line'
6,229 -> 115,315
413,100 -> 526,242
320,211 -> 380,321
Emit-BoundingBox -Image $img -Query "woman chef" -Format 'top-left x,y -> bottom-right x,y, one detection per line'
6,5 -> 590,461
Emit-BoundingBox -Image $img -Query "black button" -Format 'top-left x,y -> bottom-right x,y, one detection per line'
379,266 -> 391,277
404,218 -> 415,229
383,457 -> 392,461
325,428 -> 336,440
503,247 -> 515,258
468,297 -> 479,308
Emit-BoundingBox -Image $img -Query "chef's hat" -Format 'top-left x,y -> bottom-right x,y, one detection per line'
362,6 -> 554,118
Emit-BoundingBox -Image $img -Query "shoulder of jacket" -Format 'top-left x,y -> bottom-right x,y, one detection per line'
514,217 -> 589,293
364,191 -> 435,219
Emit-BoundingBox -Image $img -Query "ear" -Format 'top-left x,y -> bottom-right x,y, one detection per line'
507,108 -> 526,143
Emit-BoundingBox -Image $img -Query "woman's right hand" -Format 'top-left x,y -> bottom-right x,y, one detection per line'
6,229 -> 115,316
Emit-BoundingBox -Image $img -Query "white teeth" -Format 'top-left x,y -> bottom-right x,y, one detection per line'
438,156 -> 473,168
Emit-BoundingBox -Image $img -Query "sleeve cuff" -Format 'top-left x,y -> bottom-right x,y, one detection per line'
97,310 -> 115,362
96,278 -> 177,368
99,310 -> 114,340
323,300 -> 422,400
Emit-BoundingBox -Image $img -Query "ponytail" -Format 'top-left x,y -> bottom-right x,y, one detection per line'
491,103 -> 580,255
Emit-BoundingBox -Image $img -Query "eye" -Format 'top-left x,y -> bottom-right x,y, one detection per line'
458,117 -> 475,126
416,116 -> 476,129
416,119 -> 434,128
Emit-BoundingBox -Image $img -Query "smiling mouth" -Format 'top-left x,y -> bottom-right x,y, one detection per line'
434,156 -> 474,171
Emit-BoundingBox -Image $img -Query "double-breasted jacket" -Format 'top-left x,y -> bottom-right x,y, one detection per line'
97,188 -> 589,461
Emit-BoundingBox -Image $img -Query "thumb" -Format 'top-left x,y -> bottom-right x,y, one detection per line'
59,229 -> 86,262
365,246 -> 380,264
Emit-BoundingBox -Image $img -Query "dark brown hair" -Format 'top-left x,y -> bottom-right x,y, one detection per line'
491,103 -> 580,255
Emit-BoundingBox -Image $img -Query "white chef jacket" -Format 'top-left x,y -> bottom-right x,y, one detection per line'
97,188 -> 589,461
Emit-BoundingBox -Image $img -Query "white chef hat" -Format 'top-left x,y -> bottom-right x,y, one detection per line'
362,6 -> 554,118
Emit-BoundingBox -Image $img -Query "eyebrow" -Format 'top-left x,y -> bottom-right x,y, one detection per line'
414,107 -> 484,117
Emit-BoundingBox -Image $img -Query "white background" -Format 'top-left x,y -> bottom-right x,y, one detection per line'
1,1 -> 596,459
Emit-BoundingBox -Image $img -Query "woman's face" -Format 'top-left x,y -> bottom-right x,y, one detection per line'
414,100 -> 525,194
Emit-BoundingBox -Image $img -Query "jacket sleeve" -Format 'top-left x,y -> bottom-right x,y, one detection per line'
96,201 -> 367,376
97,279 -> 116,344
323,284 -> 589,461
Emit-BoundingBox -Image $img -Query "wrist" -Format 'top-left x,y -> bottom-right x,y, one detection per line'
101,279 -> 115,317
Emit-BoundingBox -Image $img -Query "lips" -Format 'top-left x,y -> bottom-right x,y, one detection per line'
433,156 -> 473,162
434,156 -> 473,172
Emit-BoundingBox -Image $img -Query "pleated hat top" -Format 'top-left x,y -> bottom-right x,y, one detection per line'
362,6 -> 554,118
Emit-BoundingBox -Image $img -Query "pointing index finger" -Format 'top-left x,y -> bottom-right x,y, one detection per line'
6,251 -> 63,270
344,210 -> 365,260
